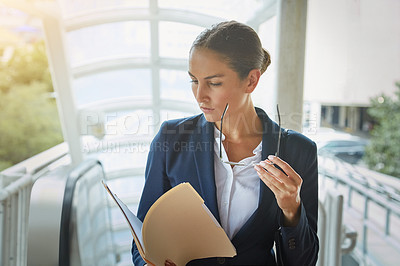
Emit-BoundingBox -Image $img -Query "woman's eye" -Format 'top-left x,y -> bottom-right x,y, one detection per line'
210,82 -> 222,86
190,80 -> 198,84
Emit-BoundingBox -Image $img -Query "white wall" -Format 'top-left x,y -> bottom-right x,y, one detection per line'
304,0 -> 400,106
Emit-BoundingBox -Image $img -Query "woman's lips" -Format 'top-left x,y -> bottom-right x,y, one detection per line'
200,107 -> 214,114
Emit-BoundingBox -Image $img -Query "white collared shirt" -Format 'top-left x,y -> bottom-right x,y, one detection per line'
214,126 -> 262,239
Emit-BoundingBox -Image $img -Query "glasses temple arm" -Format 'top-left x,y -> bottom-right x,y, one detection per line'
275,104 -> 281,157
219,103 -> 229,159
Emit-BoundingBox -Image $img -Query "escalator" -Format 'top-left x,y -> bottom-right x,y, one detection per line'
28,159 -> 139,266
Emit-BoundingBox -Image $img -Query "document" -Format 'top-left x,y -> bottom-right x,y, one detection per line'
102,181 -> 236,266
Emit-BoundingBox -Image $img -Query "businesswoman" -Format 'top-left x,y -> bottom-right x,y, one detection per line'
132,21 -> 319,266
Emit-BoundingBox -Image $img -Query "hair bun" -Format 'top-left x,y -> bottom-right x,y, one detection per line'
261,48 -> 271,74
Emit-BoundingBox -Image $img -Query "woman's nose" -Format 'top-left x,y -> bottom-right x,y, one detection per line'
194,82 -> 207,101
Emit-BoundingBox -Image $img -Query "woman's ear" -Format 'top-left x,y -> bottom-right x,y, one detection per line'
245,69 -> 261,93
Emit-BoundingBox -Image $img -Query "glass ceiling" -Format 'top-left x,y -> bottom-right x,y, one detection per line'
0,1 -> 277,265
58,0 -> 149,18
158,0 -> 264,22
67,21 -> 151,67
0,0 -> 277,170
0,0 -> 278,164
52,0 -> 276,141
58,0 -> 264,22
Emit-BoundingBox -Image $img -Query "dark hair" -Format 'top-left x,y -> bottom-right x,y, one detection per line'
190,20 -> 271,79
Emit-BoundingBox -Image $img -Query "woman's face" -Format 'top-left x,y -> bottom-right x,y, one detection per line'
188,48 -> 250,122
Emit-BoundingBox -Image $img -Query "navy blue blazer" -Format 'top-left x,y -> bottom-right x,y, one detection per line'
132,107 -> 319,266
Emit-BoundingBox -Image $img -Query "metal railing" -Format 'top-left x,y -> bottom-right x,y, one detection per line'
0,143 -> 69,266
3,143 -> 399,266
319,155 -> 400,266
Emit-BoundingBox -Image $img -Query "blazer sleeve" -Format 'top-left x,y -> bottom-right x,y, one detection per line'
279,140 -> 319,266
132,122 -> 172,266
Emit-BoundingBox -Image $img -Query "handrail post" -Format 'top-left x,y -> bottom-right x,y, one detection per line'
385,209 -> 391,236
362,196 -> 369,256
347,187 -> 353,208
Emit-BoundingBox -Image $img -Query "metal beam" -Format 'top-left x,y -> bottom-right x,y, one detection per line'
150,0 -> 161,131
64,7 -> 222,32
42,17 -> 83,165
71,58 -> 152,79
71,57 -> 188,79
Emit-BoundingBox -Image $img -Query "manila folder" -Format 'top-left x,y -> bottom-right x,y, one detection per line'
142,182 -> 236,265
103,181 -> 236,266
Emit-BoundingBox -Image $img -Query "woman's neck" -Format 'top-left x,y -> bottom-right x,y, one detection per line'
215,104 -> 263,142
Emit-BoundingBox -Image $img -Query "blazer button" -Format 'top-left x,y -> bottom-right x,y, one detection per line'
217,257 -> 226,264
288,237 -> 296,249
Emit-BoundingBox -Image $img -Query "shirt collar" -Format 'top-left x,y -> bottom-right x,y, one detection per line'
214,125 -> 262,155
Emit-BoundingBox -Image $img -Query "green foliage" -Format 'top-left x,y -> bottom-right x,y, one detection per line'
0,41 -> 63,171
0,42 -> 52,93
364,82 -> 400,178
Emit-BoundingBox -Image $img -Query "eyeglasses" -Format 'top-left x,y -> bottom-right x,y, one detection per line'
219,103 -> 282,167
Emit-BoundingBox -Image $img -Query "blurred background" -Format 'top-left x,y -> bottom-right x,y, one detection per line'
0,0 -> 399,266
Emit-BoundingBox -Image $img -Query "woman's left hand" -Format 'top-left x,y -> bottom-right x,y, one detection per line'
254,155 -> 302,227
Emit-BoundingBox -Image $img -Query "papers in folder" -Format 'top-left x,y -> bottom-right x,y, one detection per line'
102,181 -> 236,266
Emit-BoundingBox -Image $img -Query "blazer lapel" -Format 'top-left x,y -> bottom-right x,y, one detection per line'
192,116 -> 221,223
232,108 -> 280,245
257,107 -> 281,207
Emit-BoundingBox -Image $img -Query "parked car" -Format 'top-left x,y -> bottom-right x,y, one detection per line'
304,128 -> 369,164
317,138 -> 369,164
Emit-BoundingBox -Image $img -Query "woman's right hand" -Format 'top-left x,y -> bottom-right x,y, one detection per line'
165,259 -> 176,266
144,258 -> 175,266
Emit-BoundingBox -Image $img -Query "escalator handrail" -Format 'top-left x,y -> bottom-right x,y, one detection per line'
59,159 -> 105,266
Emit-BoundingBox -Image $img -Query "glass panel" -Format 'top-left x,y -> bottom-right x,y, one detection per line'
74,164 -> 113,265
73,69 -> 151,106
96,147 -> 149,171
118,251 -> 134,264
112,228 -> 132,245
84,109 -> 154,171
103,109 -> 155,138
159,22 -> 204,59
160,110 -> 197,123
67,21 -> 150,67
108,176 -> 144,200
158,0 -> 263,22
59,0 -> 148,18
110,202 -> 140,227
160,69 -> 196,103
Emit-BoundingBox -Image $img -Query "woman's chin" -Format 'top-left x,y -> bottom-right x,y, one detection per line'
202,113 -> 218,123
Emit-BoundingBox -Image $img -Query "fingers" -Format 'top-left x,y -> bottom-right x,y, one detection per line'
254,164 -> 284,194
165,259 -> 176,266
266,155 -> 302,184
254,155 -> 302,192
255,155 -> 303,219
259,160 -> 287,181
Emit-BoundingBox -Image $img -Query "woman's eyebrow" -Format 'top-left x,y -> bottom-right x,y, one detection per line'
204,74 -> 224,79
188,71 -> 224,79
